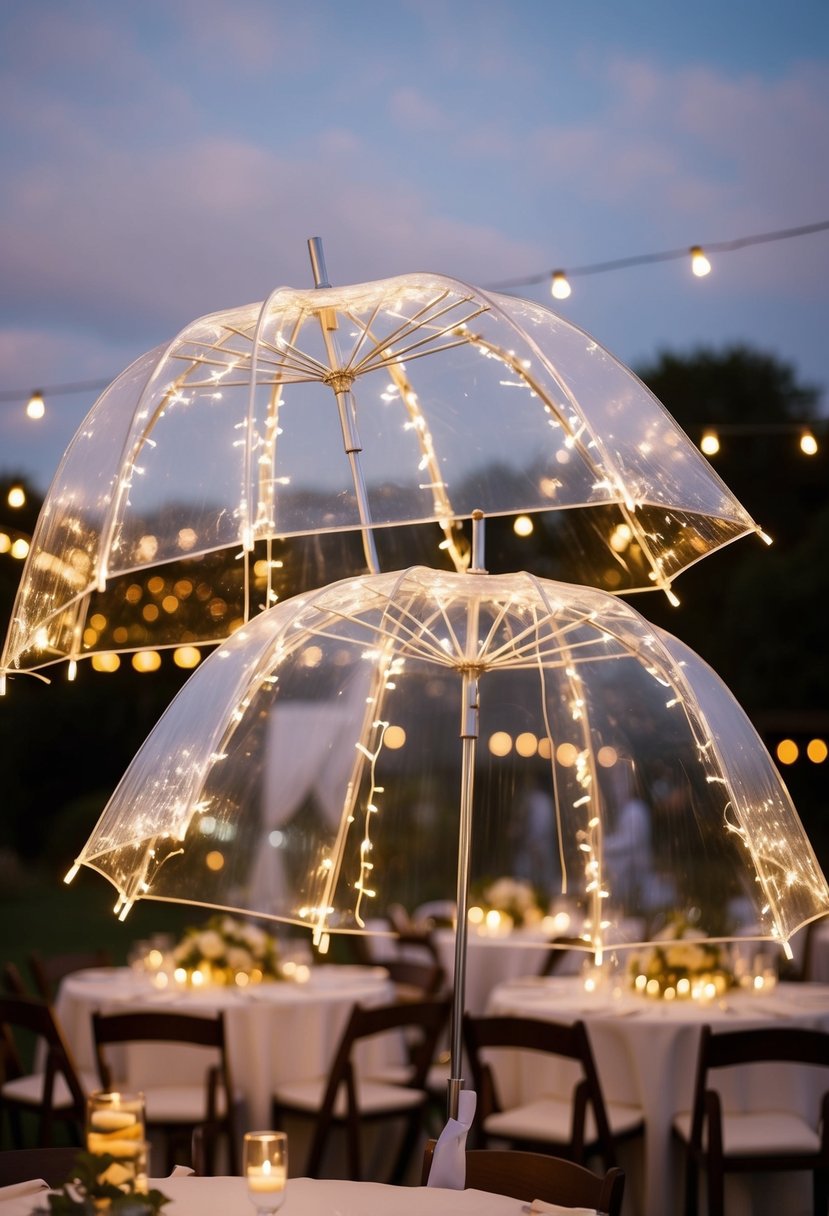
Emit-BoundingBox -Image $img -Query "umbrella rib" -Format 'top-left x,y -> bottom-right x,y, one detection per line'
348,292 -> 475,372
340,298 -> 387,371
345,289 -> 455,372
352,304 -> 487,376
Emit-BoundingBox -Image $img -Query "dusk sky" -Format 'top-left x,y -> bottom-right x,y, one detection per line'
1,1 -> 828,492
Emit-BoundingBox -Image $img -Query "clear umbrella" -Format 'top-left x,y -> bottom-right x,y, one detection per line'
67,556 -> 829,1112
2,241 -> 765,683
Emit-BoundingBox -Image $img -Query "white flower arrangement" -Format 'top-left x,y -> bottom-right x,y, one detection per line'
172,914 -> 280,984
629,915 -> 734,999
470,877 -> 544,929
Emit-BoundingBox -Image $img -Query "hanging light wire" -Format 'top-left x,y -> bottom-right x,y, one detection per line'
2,219 -> 828,414
485,218 -> 829,291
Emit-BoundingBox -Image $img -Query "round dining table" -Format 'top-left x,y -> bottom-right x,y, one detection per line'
431,927 -> 556,1015
55,964 -> 398,1130
0,1174 -> 535,1216
486,974 -> 829,1216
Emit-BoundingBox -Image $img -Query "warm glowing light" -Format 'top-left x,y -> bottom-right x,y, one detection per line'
609,524 -> 632,553
7,486 -> 25,509
690,246 -> 711,277
10,538 -> 29,560
0,533 -> 10,554
147,575 -> 165,596
91,653 -> 121,673
383,725 -> 406,749
142,604 -> 160,623
132,651 -> 161,673
556,742 -> 578,767
700,430 -> 720,456
550,271 -> 572,300
488,731 -> 513,757
513,514 -> 534,537
596,745 -> 618,767
162,595 -> 179,614
807,738 -> 828,764
468,905 -> 485,925
205,850 -> 225,871
136,535 -> 159,561
26,392 -> 45,419
173,646 -> 202,669
300,645 -> 323,667
776,738 -> 799,765
537,737 -> 552,760
800,431 -> 818,456
515,732 -> 538,758
177,527 -> 198,550
89,613 -> 107,631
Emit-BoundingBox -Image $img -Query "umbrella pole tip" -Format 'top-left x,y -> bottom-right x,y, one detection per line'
307,237 -> 331,288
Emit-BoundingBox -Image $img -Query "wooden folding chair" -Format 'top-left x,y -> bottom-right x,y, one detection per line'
0,994 -> 90,1147
92,1009 -> 240,1175
421,1140 -> 625,1215
464,1013 -> 643,1171
272,996 -> 450,1182
383,958 -> 445,1003
1,963 -> 29,997
673,1023 -> 829,1216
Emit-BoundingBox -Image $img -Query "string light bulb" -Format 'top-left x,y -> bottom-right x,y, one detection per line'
800,430 -> 818,456
550,270 -> 571,300
690,246 -> 712,277
26,391 -> 45,420
700,429 -> 720,456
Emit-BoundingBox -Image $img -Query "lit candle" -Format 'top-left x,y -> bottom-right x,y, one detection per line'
247,1160 -> 286,1193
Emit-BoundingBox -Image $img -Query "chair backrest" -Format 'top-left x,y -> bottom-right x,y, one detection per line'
0,1145 -> 83,1188
92,1008 -> 237,1174
463,1012 -> 617,1167
1,963 -> 29,997
326,996 -> 450,1100
383,958 -> 445,1000
538,936 -> 585,977
29,950 -> 113,1002
91,1008 -> 231,1091
688,1023 -> 829,1151
0,994 -> 88,1142
421,1141 -> 625,1214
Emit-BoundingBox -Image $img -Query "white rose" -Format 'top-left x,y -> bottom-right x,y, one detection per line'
198,930 -> 225,960
241,924 -> 267,952
227,946 -> 253,971
486,879 -> 512,907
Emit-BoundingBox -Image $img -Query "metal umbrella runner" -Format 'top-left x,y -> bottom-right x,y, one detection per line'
67,540 -> 829,1116
2,240 -> 766,685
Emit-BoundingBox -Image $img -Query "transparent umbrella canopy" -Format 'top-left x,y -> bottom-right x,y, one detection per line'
1,241 -> 764,683
70,563 -> 827,956
68,560 -> 828,1116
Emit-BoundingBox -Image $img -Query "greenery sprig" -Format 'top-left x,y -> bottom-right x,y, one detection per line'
33,1152 -> 170,1216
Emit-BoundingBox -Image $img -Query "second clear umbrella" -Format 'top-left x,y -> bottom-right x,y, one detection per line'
68,561 -> 828,1111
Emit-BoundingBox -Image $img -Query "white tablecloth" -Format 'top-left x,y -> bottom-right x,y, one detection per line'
56,966 -> 397,1128
0,1175 -> 542,1215
431,929 -> 555,1015
487,976 -> 829,1216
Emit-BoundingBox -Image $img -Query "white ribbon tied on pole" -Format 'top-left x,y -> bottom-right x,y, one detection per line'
426,1088 -> 477,1189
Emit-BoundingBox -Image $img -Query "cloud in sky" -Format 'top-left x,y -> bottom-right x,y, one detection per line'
1,1 -> 827,488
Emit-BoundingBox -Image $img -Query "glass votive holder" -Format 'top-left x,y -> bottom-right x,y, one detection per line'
244,1131 -> 288,1213
86,1090 -> 147,1195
